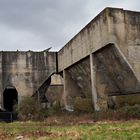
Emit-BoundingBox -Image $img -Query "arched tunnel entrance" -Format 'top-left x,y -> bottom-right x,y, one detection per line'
3,86 -> 18,112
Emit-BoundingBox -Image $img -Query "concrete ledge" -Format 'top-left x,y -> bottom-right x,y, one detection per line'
115,94 -> 140,107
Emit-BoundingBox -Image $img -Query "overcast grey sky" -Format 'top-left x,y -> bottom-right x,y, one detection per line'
0,0 -> 140,51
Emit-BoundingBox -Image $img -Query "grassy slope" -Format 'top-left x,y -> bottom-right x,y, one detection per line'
0,120 -> 140,140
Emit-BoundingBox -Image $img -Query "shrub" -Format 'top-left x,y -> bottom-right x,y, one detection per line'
15,97 -> 48,121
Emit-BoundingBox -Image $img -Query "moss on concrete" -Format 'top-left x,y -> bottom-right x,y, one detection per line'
115,94 -> 140,107
74,97 -> 93,112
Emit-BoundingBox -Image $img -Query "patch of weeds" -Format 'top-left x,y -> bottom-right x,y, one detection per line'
119,104 -> 140,116
47,102 -> 62,116
93,105 -> 140,121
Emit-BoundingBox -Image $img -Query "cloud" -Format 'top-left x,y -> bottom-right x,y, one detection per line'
0,0 -> 139,51
0,0 -> 90,51
0,24 -> 48,51
86,0 -> 140,20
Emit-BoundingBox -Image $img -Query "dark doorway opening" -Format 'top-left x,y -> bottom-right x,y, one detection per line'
3,87 -> 18,112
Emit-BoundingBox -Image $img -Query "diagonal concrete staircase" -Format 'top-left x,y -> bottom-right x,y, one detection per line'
32,72 -> 54,103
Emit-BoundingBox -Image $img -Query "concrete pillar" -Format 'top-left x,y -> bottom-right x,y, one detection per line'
62,69 -> 81,111
62,70 -> 67,109
90,53 -> 100,111
90,53 -> 108,111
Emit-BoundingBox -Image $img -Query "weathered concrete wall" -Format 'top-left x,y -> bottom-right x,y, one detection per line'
47,85 -> 63,106
46,74 -> 63,106
57,8 -> 140,111
51,74 -> 63,85
58,8 -> 140,80
61,57 -> 93,111
0,51 -> 56,105
92,44 -> 140,110
58,8 -> 109,72
62,70 -> 83,110
66,57 -> 91,98
93,44 -> 140,95
107,8 -> 140,81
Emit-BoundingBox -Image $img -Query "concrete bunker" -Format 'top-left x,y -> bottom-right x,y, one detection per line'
3,86 -> 18,112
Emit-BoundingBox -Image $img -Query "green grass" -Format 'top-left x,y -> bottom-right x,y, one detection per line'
0,120 -> 140,140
